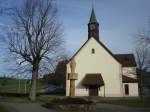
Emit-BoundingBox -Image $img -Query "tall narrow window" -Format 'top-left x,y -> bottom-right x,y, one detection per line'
125,84 -> 129,95
91,48 -> 95,54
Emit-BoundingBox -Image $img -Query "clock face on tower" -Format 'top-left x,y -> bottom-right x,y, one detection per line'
90,24 -> 95,30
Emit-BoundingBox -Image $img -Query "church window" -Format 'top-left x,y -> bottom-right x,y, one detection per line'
91,48 -> 95,54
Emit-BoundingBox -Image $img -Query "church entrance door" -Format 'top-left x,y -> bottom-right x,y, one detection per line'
125,84 -> 129,95
89,86 -> 98,96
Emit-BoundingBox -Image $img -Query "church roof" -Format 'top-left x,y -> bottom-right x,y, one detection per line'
114,54 -> 137,67
82,74 -> 104,86
122,75 -> 138,83
89,8 -> 98,23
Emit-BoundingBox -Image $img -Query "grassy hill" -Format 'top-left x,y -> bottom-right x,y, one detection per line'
0,78 -> 46,93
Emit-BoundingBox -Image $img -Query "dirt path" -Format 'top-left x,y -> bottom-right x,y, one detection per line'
0,102 -> 150,112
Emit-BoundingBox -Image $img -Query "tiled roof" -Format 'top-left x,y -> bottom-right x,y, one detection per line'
82,74 -> 104,86
122,75 -> 138,83
114,54 -> 137,67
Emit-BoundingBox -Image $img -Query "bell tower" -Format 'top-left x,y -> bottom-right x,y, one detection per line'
88,8 -> 99,41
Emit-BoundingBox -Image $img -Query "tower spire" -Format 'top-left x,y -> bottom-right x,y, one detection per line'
88,5 -> 99,41
89,8 -> 97,23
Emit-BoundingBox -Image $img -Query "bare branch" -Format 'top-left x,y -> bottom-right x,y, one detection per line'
4,0 -> 65,100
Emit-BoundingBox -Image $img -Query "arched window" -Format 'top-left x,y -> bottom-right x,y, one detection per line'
91,48 -> 95,54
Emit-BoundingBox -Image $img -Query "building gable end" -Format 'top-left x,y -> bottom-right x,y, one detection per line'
67,37 -> 121,65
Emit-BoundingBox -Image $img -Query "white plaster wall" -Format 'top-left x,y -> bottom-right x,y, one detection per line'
123,83 -> 139,97
66,38 -> 123,97
123,67 -> 137,78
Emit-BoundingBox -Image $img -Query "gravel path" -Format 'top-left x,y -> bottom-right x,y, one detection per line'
0,102 -> 150,112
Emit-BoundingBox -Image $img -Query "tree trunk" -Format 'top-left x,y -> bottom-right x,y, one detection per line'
140,70 -> 144,101
138,69 -> 144,101
29,65 -> 38,101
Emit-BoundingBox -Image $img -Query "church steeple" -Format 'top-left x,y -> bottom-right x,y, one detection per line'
89,8 -> 97,23
88,8 -> 99,41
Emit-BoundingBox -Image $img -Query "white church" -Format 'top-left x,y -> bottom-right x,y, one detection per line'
66,8 -> 139,97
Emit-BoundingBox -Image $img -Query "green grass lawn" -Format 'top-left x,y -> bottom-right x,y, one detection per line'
97,99 -> 150,108
0,78 -> 47,103
0,95 -> 58,103
0,78 -> 30,93
0,96 -> 33,103
0,78 -> 46,93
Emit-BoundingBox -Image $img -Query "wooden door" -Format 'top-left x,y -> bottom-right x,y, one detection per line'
89,87 -> 98,96
125,84 -> 129,95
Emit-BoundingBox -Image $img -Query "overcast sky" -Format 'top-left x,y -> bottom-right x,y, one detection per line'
0,0 -> 150,75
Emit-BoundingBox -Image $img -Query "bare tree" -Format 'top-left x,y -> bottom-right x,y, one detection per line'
136,22 -> 150,47
135,21 -> 150,71
134,21 -> 150,99
135,46 -> 150,70
135,44 -> 150,98
5,0 -> 64,101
